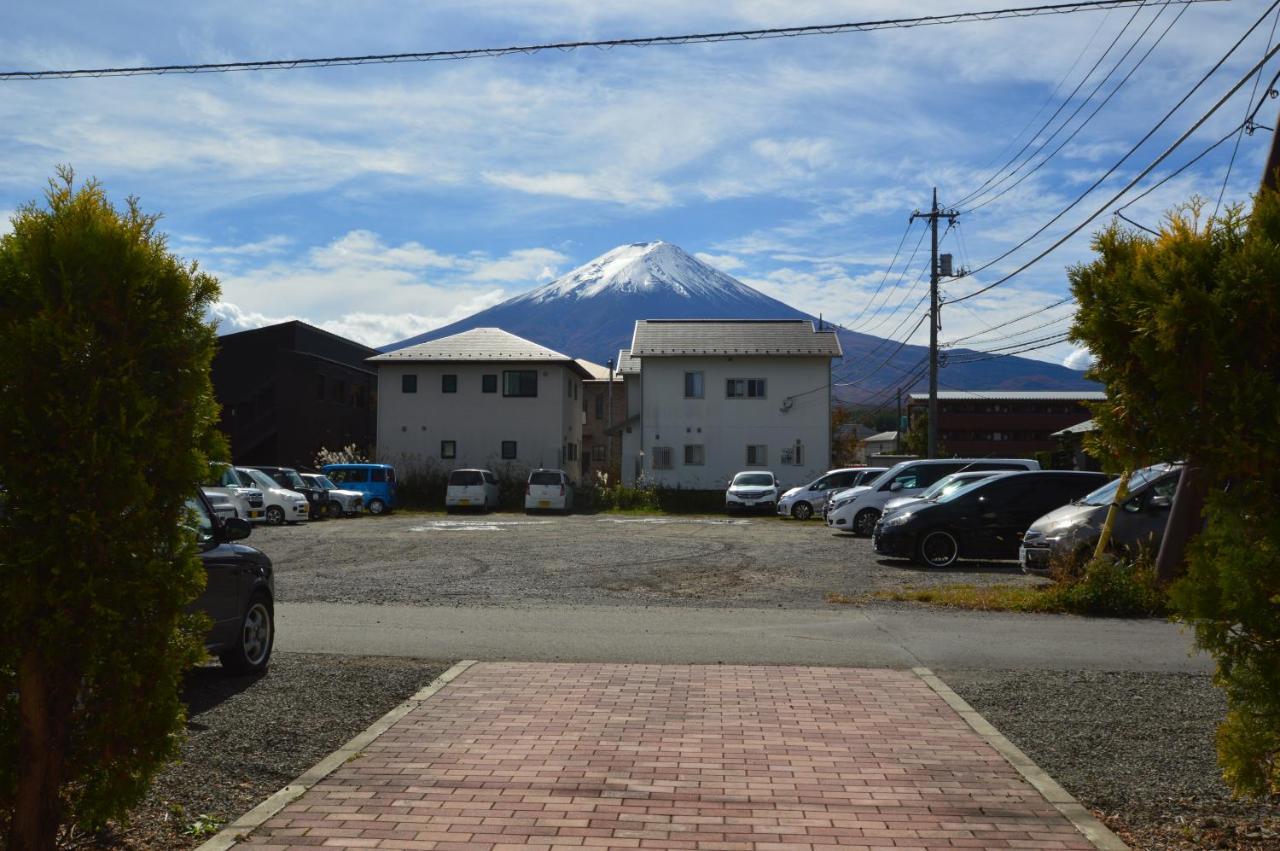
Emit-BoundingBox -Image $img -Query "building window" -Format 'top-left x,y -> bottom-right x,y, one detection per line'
684,371 -> 704,399
566,442 -> 578,461
652,446 -> 674,469
501,440 -> 517,459
781,442 -> 805,465
442,374 -> 458,393
316,374 -> 326,400
684,444 -> 705,466
503,370 -> 538,397
355,385 -> 367,408
726,378 -> 767,399
482,374 -> 497,393
402,374 -> 418,394
441,440 -> 457,459
594,394 -> 604,419
333,379 -> 346,403
592,445 -> 606,462
746,444 -> 768,465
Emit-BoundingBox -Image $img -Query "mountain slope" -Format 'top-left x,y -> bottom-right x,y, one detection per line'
385,241 -> 1097,401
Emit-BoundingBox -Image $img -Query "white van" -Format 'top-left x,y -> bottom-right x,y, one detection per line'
525,468 -> 574,513
445,468 -> 500,512
204,462 -> 266,523
826,458 -> 1040,536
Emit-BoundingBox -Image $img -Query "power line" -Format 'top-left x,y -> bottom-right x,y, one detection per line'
949,296 -> 1076,344
0,0 -> 1225,81
948,5 -> 1280,305
1214,3 -> 1280,219
952,0 -> 1154,209
947,333 -> 1074,362
960,0 -> 1189,214
841,219 -> 921,330
951,0 -> 1280,291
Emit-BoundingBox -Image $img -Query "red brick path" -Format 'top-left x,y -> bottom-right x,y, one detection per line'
235,663 -> 1097,849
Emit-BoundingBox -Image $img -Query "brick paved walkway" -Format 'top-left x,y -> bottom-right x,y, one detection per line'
235,664 -> 1098,850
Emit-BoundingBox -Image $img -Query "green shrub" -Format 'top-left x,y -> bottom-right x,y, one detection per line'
1047,556 -> 1168,618
0,170 -> 222,847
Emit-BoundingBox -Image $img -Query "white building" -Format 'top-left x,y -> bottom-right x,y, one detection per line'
370,328 -> 591,481
619,319 -> 842,489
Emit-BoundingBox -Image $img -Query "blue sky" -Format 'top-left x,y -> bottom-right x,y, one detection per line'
1,1 -> 1273,367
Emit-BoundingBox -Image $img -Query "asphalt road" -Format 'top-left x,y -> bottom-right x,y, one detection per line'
252,511 -> 1044,608
276,601 -> 1213,672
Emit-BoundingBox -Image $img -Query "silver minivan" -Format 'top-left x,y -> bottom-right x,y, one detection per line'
1020,462 -> 1180,575
445,468 -> 500,512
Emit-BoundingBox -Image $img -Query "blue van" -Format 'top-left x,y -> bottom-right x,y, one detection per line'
321,463 -> 397,515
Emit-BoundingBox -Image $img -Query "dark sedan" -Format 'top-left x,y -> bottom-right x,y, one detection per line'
188,491 -> 275,672
873,470 -> 1112,568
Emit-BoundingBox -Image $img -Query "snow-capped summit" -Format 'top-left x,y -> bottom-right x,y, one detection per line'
513,241 -> 762,303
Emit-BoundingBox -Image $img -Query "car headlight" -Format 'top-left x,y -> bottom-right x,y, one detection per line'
881,511 -> 913,527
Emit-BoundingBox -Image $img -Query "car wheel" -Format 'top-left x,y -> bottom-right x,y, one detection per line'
326,500 -> 343,519
367,498 -> 386,515
916,529 -> 960,568
792,501 -> 813,521
220,593 -> 274,674
265,505 -> 285,526
853,509 -> 880,537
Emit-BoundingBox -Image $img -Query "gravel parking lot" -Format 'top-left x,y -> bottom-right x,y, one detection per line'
249,512 -> 1043,607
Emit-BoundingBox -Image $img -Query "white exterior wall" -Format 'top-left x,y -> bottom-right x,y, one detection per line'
375,362 -> 583,481
637,356 -> 832,490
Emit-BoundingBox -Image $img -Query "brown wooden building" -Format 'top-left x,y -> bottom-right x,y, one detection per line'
907,391 -> 1104,459
576,359 -> 626,482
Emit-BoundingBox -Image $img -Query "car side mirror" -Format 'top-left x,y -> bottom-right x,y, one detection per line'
889,481 -> 903,492
1149,494 -> 1172,510
221,517 -> 252,541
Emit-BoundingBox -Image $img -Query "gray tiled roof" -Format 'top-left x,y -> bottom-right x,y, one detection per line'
575,359 -> 618,381
629,319 -> 843,358
908,391 -> 1105,401
616,348 -> 641,375
370,328 -> 573,363
1051,419 -> 1097,436
865,430 -> 899,443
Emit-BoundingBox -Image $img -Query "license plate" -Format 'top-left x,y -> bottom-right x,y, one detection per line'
539,500 -> 550,508
458,499 -> 470,506
249,509 -> 264,518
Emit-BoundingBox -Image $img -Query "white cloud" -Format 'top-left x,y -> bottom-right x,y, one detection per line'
0,209 -> 14,236
1063,347 -> 1095,371
693,252 -> 745,272
482,170 -> 675,209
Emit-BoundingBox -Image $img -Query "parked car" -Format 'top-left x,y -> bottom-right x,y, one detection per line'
322,463 -> 397,515
446,468 -> 500,512
201,487 -> 239,522
826,458 -> 1041,536
203,462 -> 266,523
821,467 -> 889,518
880,470 -> 1001,519
778,467 -> 885,520
236,466 -> 310,525
248,466 -> 326,519
301,473 -> 365,518
525,468 -> 574,513
186,490 -> 275,673
1020,462 -> 1181,575
725,471 -> 781,514
873,470 -> 1111,568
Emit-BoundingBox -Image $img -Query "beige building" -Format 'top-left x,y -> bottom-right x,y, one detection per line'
618,320 -> 843,490
370,328 -> 591,481
576,359 -> 626,482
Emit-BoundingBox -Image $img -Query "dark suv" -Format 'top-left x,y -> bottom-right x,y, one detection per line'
248,465 -> 326,519
188,491 -> 275,672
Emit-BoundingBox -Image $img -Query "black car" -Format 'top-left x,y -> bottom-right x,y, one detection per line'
188,490 -> 275,672
249,465 -> 326,519
872,470 -> 1112,568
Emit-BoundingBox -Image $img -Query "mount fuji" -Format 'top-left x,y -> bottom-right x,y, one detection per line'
384,241 -> 1097,401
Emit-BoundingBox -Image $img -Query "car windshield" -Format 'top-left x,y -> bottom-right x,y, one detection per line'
733,473 -> 774,487
450,470 -> 483,486
184,497 -> 215,546
921,472 -> 992,501
530,471 -> 562,485
1078,466 -> 1165,506
208,463 -> 239,488
280,470 -> 307,489
241,468 -> 277,490
312,475 -> 337,489
936,476 -> 1002,504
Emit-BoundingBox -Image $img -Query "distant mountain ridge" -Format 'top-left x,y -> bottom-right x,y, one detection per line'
385,241 -> 1098,402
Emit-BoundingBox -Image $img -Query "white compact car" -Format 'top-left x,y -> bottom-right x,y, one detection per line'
204,462 -> 266,522
780,467 -> 888,520
826,458 -> 1041,536
525,468 -> 574,513
725,471 -> 781,514
200,487 -> 240,522
446,468 -> 500,512
236,466 -> 310,525
301,473 -> 365,518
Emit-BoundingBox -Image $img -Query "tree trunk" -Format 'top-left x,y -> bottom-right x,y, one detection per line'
9,650 -> 75,851
1154,460 -> 1210,585
1094,469 -> 1132,560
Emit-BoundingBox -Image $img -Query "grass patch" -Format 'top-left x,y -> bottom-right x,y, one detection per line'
870,584 -> 1064,613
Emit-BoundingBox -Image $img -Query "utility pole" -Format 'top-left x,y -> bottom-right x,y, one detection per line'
910,188 -> 960,459
606,357 -> 614,473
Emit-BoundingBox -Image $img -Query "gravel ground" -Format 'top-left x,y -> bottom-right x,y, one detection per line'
248,512 -> 1044,608
943,669 -> 1280,851
68,653 -> 448,851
